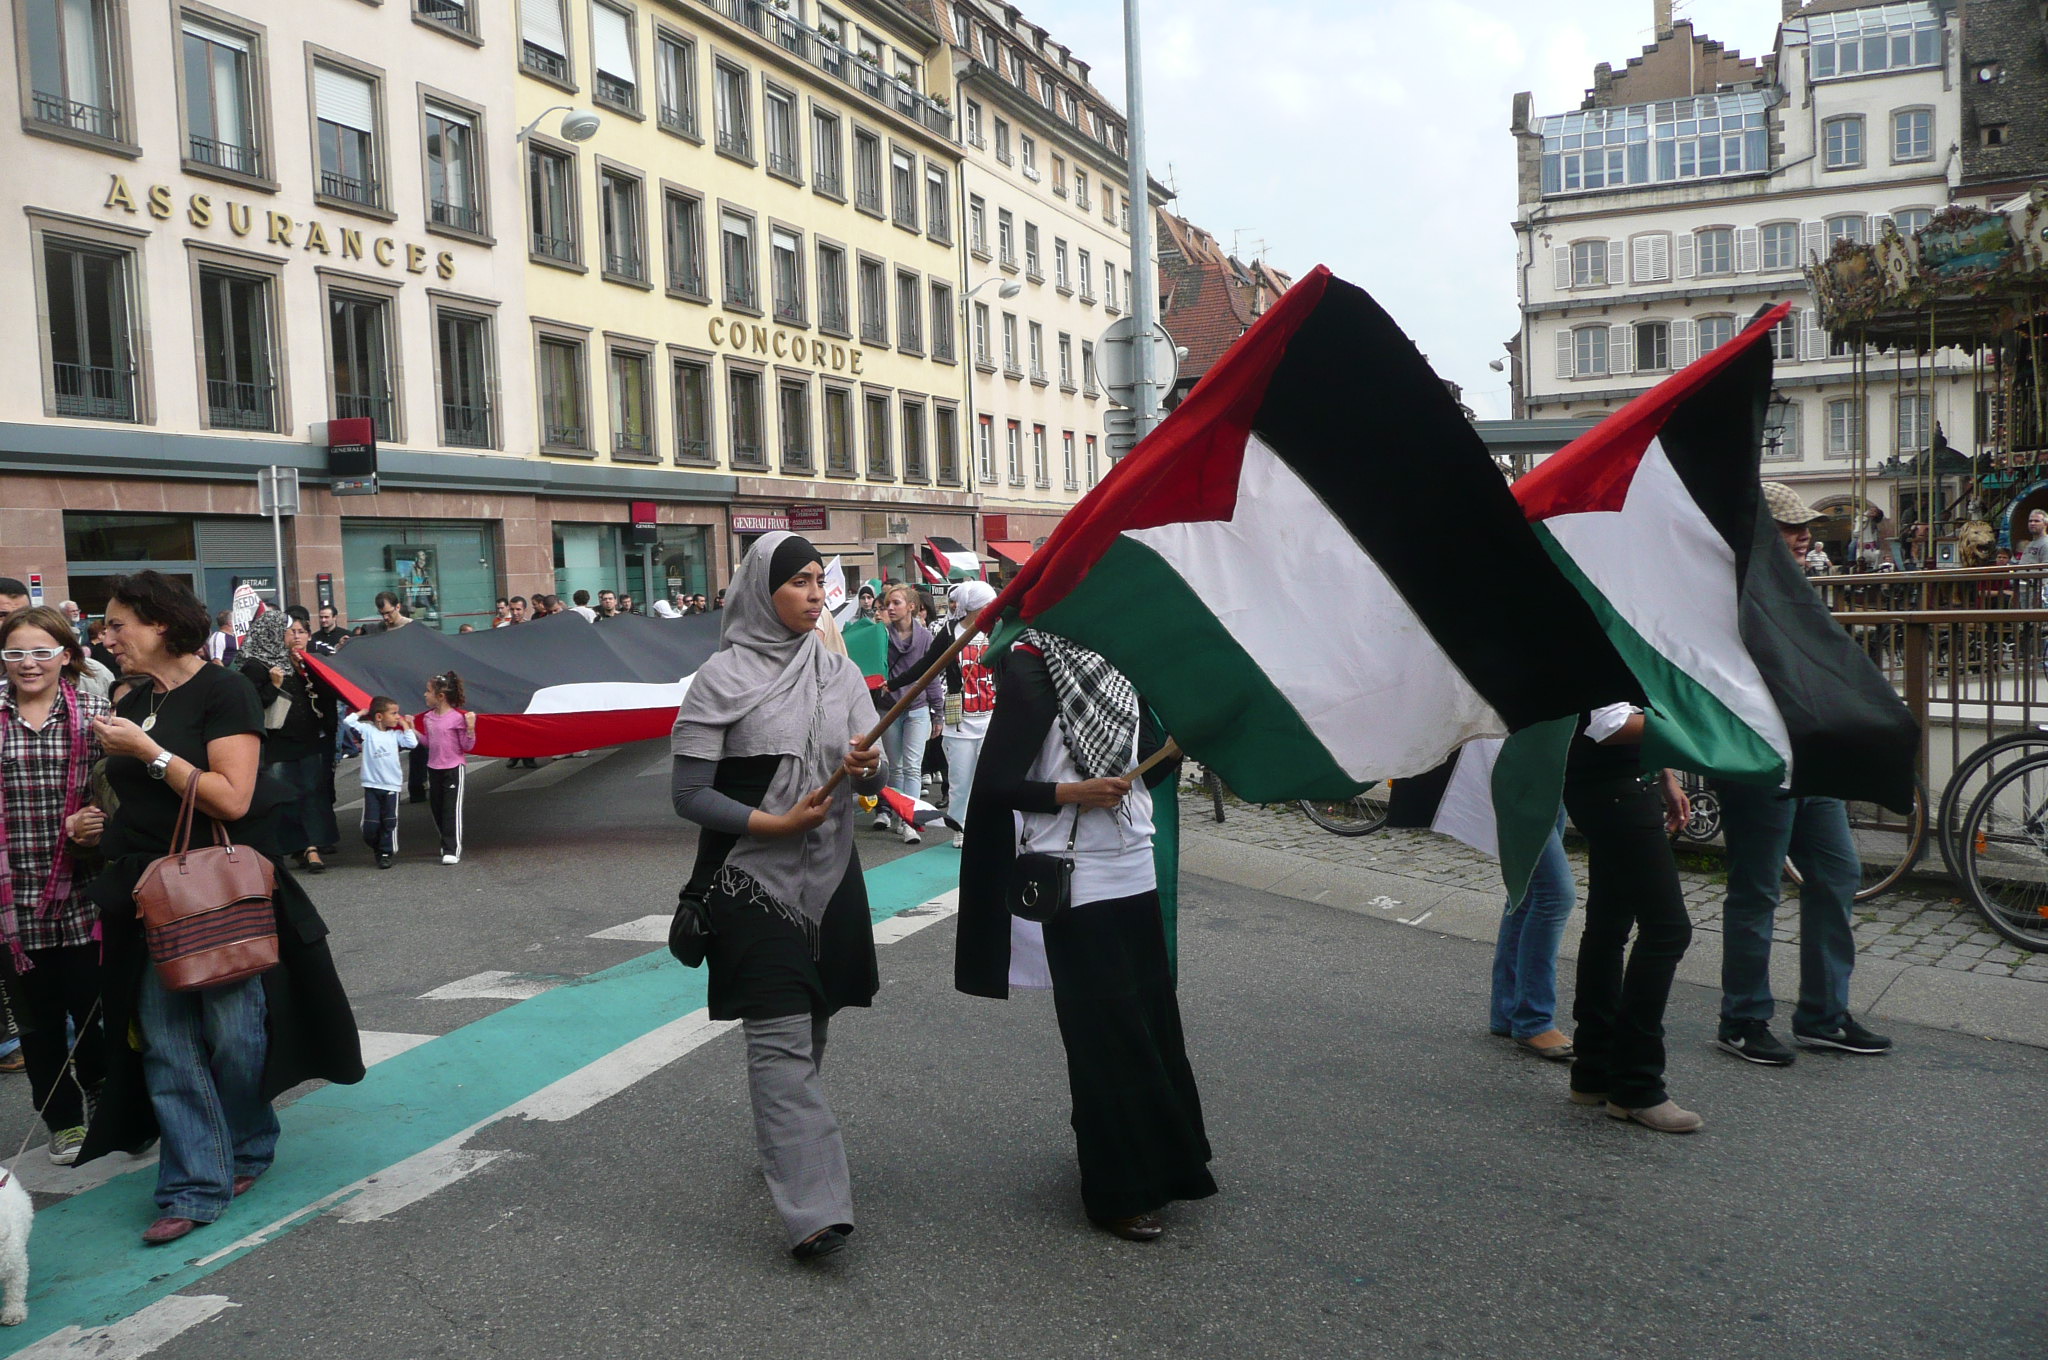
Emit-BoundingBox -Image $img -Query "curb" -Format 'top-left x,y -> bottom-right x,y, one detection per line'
1181,828 -> 2048,1051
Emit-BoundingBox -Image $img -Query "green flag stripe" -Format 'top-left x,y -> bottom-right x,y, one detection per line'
1533,525 -> 1784,785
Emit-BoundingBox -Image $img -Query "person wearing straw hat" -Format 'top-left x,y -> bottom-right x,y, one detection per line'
668,533 -> 888,1261
1712,482 -> 1893,1068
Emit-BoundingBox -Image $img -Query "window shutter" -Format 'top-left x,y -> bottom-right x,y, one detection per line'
1631,235 -> 1654,284
1671,318 -> 1697,368
1676,232 -> 1696,279
1555,328 -> 1575,380
1800,309 -> 1826,361
314,66 -> 375,133
1553,246 -> 1572,290
182,19 -> 250,52
593,5 -> 634,80
1605,240 -> 1625,288
1799,220 -> 1824,266
1608,324 -> 1634,376
522,0 -> 567,54
1735,226 -> 1760,273
1648,233 -> 1670,281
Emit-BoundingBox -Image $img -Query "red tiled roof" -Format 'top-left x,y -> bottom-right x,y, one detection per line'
1155,206 -> 1296,381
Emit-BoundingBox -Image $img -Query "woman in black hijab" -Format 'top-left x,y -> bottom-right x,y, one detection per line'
669,533 -> 888,1259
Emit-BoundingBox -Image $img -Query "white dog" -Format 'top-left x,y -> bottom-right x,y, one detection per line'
0,1166 -> 31,1325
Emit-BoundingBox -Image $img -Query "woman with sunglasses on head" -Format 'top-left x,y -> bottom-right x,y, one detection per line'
81,570 -> 365,1246
669,533 -> 887,1261
0,607 -> 111,1167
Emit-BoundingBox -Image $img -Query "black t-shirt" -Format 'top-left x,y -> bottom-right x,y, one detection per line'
1565,712 -> 1642,786
104,663 -> 270,859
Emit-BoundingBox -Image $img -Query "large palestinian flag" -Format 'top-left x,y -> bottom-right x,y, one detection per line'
305,612 -> 720,758
974,266 -> 1641,807
1514,302 -> 1918,810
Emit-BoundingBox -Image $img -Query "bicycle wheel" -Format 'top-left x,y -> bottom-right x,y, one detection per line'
1781,778 -> 1927,903
1297,783 -> 1389,837
1937,729 -> 2048,880
1674,771 -> 1721,844
1958,755 -> 2048,951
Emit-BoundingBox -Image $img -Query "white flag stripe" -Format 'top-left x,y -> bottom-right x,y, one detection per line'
1127,435 -> 1507,780
1541,439 -> 1792,775
1431,738 -> 1503,859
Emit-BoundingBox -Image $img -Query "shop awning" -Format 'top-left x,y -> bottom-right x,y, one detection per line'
988,540 -> 1036,567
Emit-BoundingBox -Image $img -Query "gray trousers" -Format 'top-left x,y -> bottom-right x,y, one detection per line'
744,1013 -> 853,1247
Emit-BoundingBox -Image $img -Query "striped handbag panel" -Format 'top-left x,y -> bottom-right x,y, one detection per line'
145,898 -> 279,991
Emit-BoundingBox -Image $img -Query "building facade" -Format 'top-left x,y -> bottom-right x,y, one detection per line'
929,0 -> 1136,565
1511,0 -> 1983,560
1155,206 -> 1292,407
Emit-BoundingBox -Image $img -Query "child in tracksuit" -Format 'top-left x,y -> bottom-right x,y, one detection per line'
417,671 -> 478,865
343,696 -> 418,868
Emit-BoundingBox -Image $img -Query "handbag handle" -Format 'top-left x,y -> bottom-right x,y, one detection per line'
169,770 -> 201,863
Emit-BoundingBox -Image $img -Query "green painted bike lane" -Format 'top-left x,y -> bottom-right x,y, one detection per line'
7,847 -> 963,1353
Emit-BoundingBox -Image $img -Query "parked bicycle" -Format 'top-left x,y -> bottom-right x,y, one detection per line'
1956,751 -> 2048,952
1192,763 -> 1389,837
1672,769 -> 1928,905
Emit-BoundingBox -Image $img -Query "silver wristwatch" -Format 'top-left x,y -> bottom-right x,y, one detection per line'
145,751 -> 174,780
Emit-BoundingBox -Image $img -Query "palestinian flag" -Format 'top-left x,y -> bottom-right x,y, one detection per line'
839,615 -> 890,690
878,786 -> 947,829
974,266 -> 1641,809
1514,302 -> 1918,810
305,612 -> 719,758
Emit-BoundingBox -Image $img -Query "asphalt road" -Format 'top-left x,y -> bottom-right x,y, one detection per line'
6,742 -> 2044,1359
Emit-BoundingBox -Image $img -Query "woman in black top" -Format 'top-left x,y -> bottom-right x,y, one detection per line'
79,571 -> 364,1247
669,533 -> 887,1260
240,608 -> 333,872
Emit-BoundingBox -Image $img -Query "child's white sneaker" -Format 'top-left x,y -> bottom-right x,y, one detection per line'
441,854 -> 460,865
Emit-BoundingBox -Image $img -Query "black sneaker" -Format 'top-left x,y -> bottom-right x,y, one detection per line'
377,853 -> 393,870
1793,1015 -> 1894,1055
1717,1019 -> 1795,1066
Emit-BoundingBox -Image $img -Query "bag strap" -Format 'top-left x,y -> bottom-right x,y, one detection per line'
170,772 -> 201,860
1021,801 -> 1084,855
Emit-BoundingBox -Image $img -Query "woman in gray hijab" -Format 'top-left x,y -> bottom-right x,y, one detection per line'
670,532 -> 888,1260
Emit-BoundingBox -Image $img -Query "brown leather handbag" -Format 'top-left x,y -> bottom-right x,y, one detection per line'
131,776 -> 279,991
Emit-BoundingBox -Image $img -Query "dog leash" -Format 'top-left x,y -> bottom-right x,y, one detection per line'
0,996 -> 103,1189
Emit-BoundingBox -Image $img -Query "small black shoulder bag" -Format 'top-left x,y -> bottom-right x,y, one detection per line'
1007,806 -> 1082,924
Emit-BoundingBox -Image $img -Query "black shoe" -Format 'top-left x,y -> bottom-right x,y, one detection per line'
1793,1015 -> 1894,1055
408,794 -> 427,804
377,853 -> 393,870
1717,1019 -> 1795,1066
792,1227 -> 849,1260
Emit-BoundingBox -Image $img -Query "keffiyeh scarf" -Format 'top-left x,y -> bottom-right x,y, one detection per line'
1019,630 -> 1138,781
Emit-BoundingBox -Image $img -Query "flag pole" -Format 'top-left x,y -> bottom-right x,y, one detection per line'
816,625 -> 982,796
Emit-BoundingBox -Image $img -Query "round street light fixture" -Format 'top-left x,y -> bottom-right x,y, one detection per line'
515,105 -> 603,144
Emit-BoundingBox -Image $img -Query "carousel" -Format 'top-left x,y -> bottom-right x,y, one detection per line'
1806,184 -> 2048,565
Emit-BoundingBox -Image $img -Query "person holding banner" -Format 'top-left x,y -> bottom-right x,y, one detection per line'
668,533 -> 888,1261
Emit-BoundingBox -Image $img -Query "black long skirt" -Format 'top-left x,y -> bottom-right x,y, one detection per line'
1043,890 -> 1216,1222
703,853 -> 879,1023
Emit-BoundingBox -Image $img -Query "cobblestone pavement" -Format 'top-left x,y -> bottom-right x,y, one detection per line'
1177,786 -> 2048,983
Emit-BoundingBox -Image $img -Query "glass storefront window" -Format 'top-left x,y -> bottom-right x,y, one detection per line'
64,513 -> 197,562
341,520 -> 498,632
554,521 -> 712,608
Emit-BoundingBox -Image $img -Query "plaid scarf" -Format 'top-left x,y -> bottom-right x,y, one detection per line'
1020,631 -> 1138,781
0,679 -> 91,971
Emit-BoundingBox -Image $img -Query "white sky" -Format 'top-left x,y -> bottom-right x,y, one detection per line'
1022,0 -> 1787,417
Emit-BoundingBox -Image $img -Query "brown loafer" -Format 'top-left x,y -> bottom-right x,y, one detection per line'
1093,1213 -> 1165,1242
1514,1030 -> 1576,1062
142,1216 -> 202,1246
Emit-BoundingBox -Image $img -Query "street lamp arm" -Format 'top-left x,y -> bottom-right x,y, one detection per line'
515,106 -> 575,143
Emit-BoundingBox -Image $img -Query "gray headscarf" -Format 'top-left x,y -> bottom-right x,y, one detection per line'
670,532 -> 873,941
242,607 -> 290,672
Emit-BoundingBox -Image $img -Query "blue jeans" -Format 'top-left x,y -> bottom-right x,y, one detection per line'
1711,780 -> 1859,1031
136,968 -> 280,1221
882,706 -> 932,823
1490,807 -> 1575,1038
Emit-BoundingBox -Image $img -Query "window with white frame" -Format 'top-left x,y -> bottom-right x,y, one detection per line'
963,98 -> 982,148
1764,400 -> 1801,461
1892,207 -> 1932,234
1695,228 -> 1733,276
1770,311 -> 1798,361
182,17 -> 260,176
1027,321 -> 1044,380
609,345 -> 654,457
1572,325 -> 1608,378
313,63 -> 381,208
968,195 -> 987,254
1696,315 -> 1735,353
720,208 -> 756,309
929,280 -> 954,361
1001,312 -> 1019,375
977,413 -> 995,482
1024,222 -> 1040,279
598,167 -> 645,281
925,164 -> 949,241
1062,431 -> 1077,488
1823,115 -> 1864,170
1074,169 -> 1089,210
1539,91 -> 1768,194
764,86 -> 799,180
811,106 -> 841,195
1077,248 -> 1093,300
1892,108 -> 1931,162
1896,392 -> 1931,453
1760,221 -> 1799,271
591,3 -> 638,113
1020,134 -> 1037,178
1807,3 -> 1940,80
890,147 -> 917,229
425,103 -> 482,234
894,269 -> 921,352
770,227 -> 803,324
997,209 -> 1015,267
1635,321 -> 1670,373
816,240 -> 848,333
972,301 -> 991,366
656,31 -> 697,137
664,188 -> 706,297
27,0 -> 128,142
714,61 -> 749,158
1827,396 -> 1863,458
993,116 -> 1010,164
1005,419 -> 1022,482
1104,261 -> 1118,311
1054,238 -> 1069,289
1032,424 -> 1048,486
520,0 -> 570,81
1570,239 -> 1608,287
858,255 -> 887,344
1826,214 -> 1866,245
901,399 -> 926,481
1058,332 -> 1073,388
43,234 -> 141,421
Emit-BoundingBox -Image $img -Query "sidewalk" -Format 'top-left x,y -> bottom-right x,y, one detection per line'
1177,786 -> 2048,1049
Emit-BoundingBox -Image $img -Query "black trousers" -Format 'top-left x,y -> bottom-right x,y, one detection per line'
1044,891 -> 1216,1222
407,742 -> 429,800
13,943 -> 105,1132
361,788 -> 400,856
427,765 -> 465,858
1563,775 -> 1694,1110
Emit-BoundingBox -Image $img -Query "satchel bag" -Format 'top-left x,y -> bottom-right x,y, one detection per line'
668,885 -> 715,968
1007,806 -> 1082,925
131,776 -> 279,992
262,694 -> 292,731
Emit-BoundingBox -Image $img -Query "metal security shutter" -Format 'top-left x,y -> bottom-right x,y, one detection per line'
196,519 -> 276,562
522,0 -> 567,55
593,4 -> 634,80
182,18 -> 249,52
314,65 -> 375,133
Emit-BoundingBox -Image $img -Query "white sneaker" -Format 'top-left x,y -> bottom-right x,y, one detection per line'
952,833 -> 966,849
49,1125 -> 86,1166
441,854 -> 460,865
872,812 -> 891,831
899,824 -> 922,844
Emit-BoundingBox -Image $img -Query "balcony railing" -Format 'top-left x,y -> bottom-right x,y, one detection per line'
544,419 -> 586,447
335,390 -> 393,438
431,199 -> 482,233
1003,360 -> 1024,379
732,439 -> 765,468
417,0 -> 476,35
933,337 -> 956,363
32,90 -> 118,139
893,200 -> 917,230
768,149 -> 800,178
658,102 -> 698,137
717,127 -> 751,158
781,446 -> 812,472
523,42 -> 569,81
676,436 -> 710,464
605,248 -> 644,278
1029,365 -> 1048,385
614,428 -> 652,456
1059,377 -> 1077,394
441,400 -> 491,447
905,456 -> 927,482
1083,379 -> 1100,398
861,317 -> 887,346
827,449 -> 855,475
814,168 -> 842,198
669,265 -> 705,295
773,297 -> 805,325
820,301 -> 848,334
855,180 -> 882,215
319,169 -> 380,207
596,72 -> 637,108
725,282 -> 757,310
696,0 -> 953,137
207,378 -> 275,430
533,230 -> 577,262
53,362 -> 136,421
189,133 -> 259,175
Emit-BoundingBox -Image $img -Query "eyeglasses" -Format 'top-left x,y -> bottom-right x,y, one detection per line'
1,647 -> 65,663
